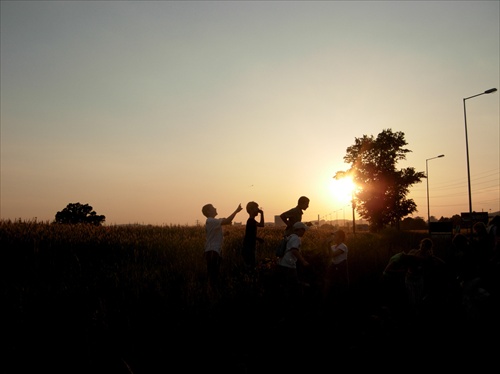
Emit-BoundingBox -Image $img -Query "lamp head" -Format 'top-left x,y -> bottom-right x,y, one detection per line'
484,88 -> 497,94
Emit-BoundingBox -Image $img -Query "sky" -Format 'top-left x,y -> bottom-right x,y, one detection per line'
1,1 -> 499,226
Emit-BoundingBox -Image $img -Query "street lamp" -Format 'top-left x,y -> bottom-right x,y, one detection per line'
343,204 -> 349,228
463,88 -> 497,229
426,154 -> 445,233
351,190 -> 356,234
335,209 -> 341,224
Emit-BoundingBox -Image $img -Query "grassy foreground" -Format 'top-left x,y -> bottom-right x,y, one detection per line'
1,220 -> 497,373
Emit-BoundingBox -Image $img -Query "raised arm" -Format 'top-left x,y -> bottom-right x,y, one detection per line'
257,209 -> 265,227
221,203 -> 243,225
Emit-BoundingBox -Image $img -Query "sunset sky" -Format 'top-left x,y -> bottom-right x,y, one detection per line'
1,1 -> 499,226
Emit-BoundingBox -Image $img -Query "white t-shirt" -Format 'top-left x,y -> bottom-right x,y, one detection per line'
331,242 -> 348,265
279,234 -> 301,269
204,217 -> 224,254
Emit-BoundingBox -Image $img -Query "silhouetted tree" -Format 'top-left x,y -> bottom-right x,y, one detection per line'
335,129 -> 425,232
54,202 -> 105,226
401,216 -> 427,230
438,214 -> 462,230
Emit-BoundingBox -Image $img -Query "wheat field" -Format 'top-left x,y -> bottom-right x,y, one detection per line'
1,219 -> 495,372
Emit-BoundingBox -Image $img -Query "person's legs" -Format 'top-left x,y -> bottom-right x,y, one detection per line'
322,264 -> 335,312
205,250 -> 221,295
242,247 -> 256,270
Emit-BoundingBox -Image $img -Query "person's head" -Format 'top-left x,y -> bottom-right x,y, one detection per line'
473,221 -> 487,235
298,196 -> 310,210
333,229 -> 346,243
418,238 -> 434,257
246,201 -> 259,215
202,204 -> 216,218
293,221 -> 309,236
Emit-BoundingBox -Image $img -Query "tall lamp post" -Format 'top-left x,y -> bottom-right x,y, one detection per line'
335,208 -> 341,225
463,88 -> 497,230
351,190 -> 356,234
426,154 -> 445,233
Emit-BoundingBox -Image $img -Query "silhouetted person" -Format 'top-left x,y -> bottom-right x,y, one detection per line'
276,222 -> 310,318
472,221 -> 495,273
405,238 -> 451,319
280,196 -> 310,236
485,216 -> 500,298
280,196 -> 310,285
242,201 -> 265,271
322,229 -> 349,322
380,247 -> 412,316
202,202 -> 243,298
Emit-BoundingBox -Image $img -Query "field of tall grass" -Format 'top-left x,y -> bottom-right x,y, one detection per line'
0,219 -> 486,373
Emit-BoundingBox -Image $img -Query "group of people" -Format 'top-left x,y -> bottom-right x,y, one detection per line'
200,196 -> 314,294
381,237 -> 449,319
380,217 -> 500,330
201,196 -> 350,316
201,194 -> 500,334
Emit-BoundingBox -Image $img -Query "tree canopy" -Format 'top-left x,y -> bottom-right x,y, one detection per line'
334,129 -> 425,232
54,202 -> 106,226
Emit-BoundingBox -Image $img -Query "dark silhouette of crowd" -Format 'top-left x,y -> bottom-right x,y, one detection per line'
201,197 -> 500,368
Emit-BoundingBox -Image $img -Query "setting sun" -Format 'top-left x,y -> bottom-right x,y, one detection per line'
329,176 -> 356,206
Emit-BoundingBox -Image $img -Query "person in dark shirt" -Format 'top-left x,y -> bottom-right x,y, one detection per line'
280,196 -> 310,236
242,201 -> 265,270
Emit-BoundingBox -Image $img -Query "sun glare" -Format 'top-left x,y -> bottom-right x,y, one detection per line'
329,177 -> 356,206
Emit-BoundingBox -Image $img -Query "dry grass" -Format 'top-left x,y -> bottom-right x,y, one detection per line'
1,219 -> 493,372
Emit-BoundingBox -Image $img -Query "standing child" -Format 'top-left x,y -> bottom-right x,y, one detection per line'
322,229 -> 349,318
202,203 -> 243,296
280,196 -> 310,282
242,201 -> 265,271
277,221 -> 310,314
